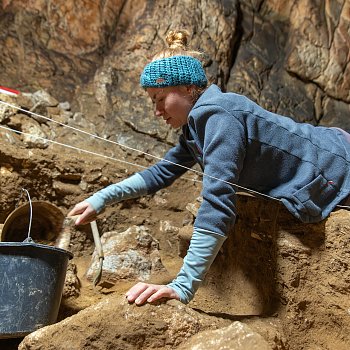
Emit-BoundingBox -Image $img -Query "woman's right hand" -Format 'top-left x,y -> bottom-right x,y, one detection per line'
67,201 -> 97,225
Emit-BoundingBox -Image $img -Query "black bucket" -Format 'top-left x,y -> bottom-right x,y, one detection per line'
0,242 -> 73,339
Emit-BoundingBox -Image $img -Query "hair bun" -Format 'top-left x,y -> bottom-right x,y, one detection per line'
166,30 -> 189,50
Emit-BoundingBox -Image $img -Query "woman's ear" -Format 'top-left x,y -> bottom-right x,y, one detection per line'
186,85 -> 201,104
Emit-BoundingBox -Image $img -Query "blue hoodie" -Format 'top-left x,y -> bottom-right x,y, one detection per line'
139,84 -> 350,233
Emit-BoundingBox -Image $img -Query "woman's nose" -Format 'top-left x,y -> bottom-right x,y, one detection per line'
155,107 -> 163,117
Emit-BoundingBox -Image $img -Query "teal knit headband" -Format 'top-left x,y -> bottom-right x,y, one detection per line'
140,55 -> 208,88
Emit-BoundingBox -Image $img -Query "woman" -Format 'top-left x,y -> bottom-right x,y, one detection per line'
69,30 -> 350,305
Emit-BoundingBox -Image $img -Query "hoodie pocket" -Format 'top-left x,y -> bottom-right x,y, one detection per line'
293,174 -> 338,218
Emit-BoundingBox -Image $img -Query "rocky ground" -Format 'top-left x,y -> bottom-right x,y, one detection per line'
1,1 -> 350,348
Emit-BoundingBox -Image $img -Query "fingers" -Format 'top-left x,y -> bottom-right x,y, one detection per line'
147,287 -> 180,303
67,202 -> 97,225
76,210 -> 97,225
67,202 -> 88,217
125,282 -> 179,305
126,282 -> 150,304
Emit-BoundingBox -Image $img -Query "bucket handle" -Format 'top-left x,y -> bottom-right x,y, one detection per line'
21,188 -> 33,243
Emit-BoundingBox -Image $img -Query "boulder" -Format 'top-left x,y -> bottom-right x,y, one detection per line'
86,225 -> 165,287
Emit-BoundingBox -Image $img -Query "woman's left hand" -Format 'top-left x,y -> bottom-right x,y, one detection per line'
125,282 -> 180,305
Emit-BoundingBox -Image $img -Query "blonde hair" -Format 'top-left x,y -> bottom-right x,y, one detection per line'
152,29 -> 208,100
152,29 -> 203,60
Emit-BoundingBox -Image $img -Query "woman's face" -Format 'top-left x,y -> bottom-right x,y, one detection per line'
147,86 -> 194,129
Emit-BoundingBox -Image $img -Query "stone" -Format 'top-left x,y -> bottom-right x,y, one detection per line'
0,94 -> 18,123
177,321 -> 272,350
62,262 -> 80,298
86,225 -> 166,286
8,113 -> 50,149
58,101 -> 71,111
18,295 -> 230,350
32,90 -> 59,107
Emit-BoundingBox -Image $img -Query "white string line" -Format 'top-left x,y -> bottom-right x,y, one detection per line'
2,98 -> 349,210
0,99 -> 278,201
